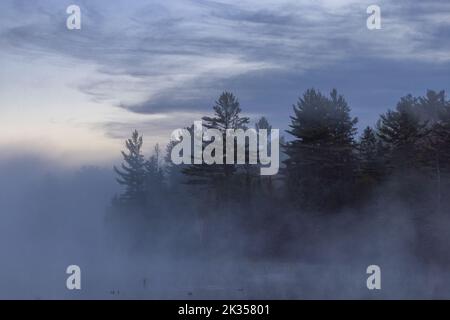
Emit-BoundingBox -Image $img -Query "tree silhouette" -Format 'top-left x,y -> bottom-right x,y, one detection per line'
144,144 -> 165,198
114,130 -> 146,205
284,88 -> 358,210
359,126 -> 385,182
183,92 -> 250,203
377,95 -> 429,172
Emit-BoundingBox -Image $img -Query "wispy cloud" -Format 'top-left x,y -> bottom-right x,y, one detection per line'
2,0 -> 449,114
1,0 -> 450,150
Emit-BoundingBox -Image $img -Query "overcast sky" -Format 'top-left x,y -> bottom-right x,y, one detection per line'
1,0 -> 449,166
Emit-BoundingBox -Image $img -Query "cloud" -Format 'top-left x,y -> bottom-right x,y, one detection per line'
1,0 -> 450,130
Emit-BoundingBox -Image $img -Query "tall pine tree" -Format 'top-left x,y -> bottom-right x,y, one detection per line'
144,144 -> 165,196
358,126 -> 385,182
284,88 -> 358,211
182,92 -> 250,203
419,90 -> 450,212
114,130 -> 147,205
377,95 -> 429,172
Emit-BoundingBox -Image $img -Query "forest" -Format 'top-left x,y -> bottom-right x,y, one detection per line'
110,88 -> 450,275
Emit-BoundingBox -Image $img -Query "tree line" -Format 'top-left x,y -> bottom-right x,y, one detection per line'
112,89 -> 450,215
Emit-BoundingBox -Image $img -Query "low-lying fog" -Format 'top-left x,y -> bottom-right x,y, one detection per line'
1,156 -> 449,299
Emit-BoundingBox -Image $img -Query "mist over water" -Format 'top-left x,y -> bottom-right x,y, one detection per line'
1,154 -> 449,300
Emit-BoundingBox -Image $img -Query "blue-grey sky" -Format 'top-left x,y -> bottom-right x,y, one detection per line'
1,0 -> 449,165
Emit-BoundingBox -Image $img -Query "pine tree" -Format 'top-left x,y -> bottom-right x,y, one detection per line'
420,91 -> 450,212
182,92 -> 250,202
202,92 -> 250,131
359,126 -> 385,181
377,95 -> 429,172
255,116 -> 272,132
417,90 -> 450,170
433,96 -> 450,163
144,144 -> 165,193
417,90 -> 447,122
114,130 -> 146,204
254,117 -> 275,196
375,95 -> 432,206
164,140 -> 185,189
284,88 -> 358,210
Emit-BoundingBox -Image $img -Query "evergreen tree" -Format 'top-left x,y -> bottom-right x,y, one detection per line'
144,144 -> 165,194
254,116 -> 275,197
114,130 -> 146,205
377,95 -> 429,172
164,140 -> 185,190
358,126 -> 385,182
432,96 -> 450,164
182,92 -> 250,202
420,91 -> 450,212
418,90 -> 450,170
284,88 -> 358,210
375,95 -> 432,206
202,92 -> 250,131
417,90 -> 447,123
255,116 -> 272,132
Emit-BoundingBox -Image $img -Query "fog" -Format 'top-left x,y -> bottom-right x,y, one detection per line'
0,154 -> 449,300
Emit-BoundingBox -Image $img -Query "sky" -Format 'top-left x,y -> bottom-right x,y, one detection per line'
1,0 -> 450,166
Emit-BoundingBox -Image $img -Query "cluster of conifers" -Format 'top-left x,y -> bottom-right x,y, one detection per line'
114,89 -> 450,212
